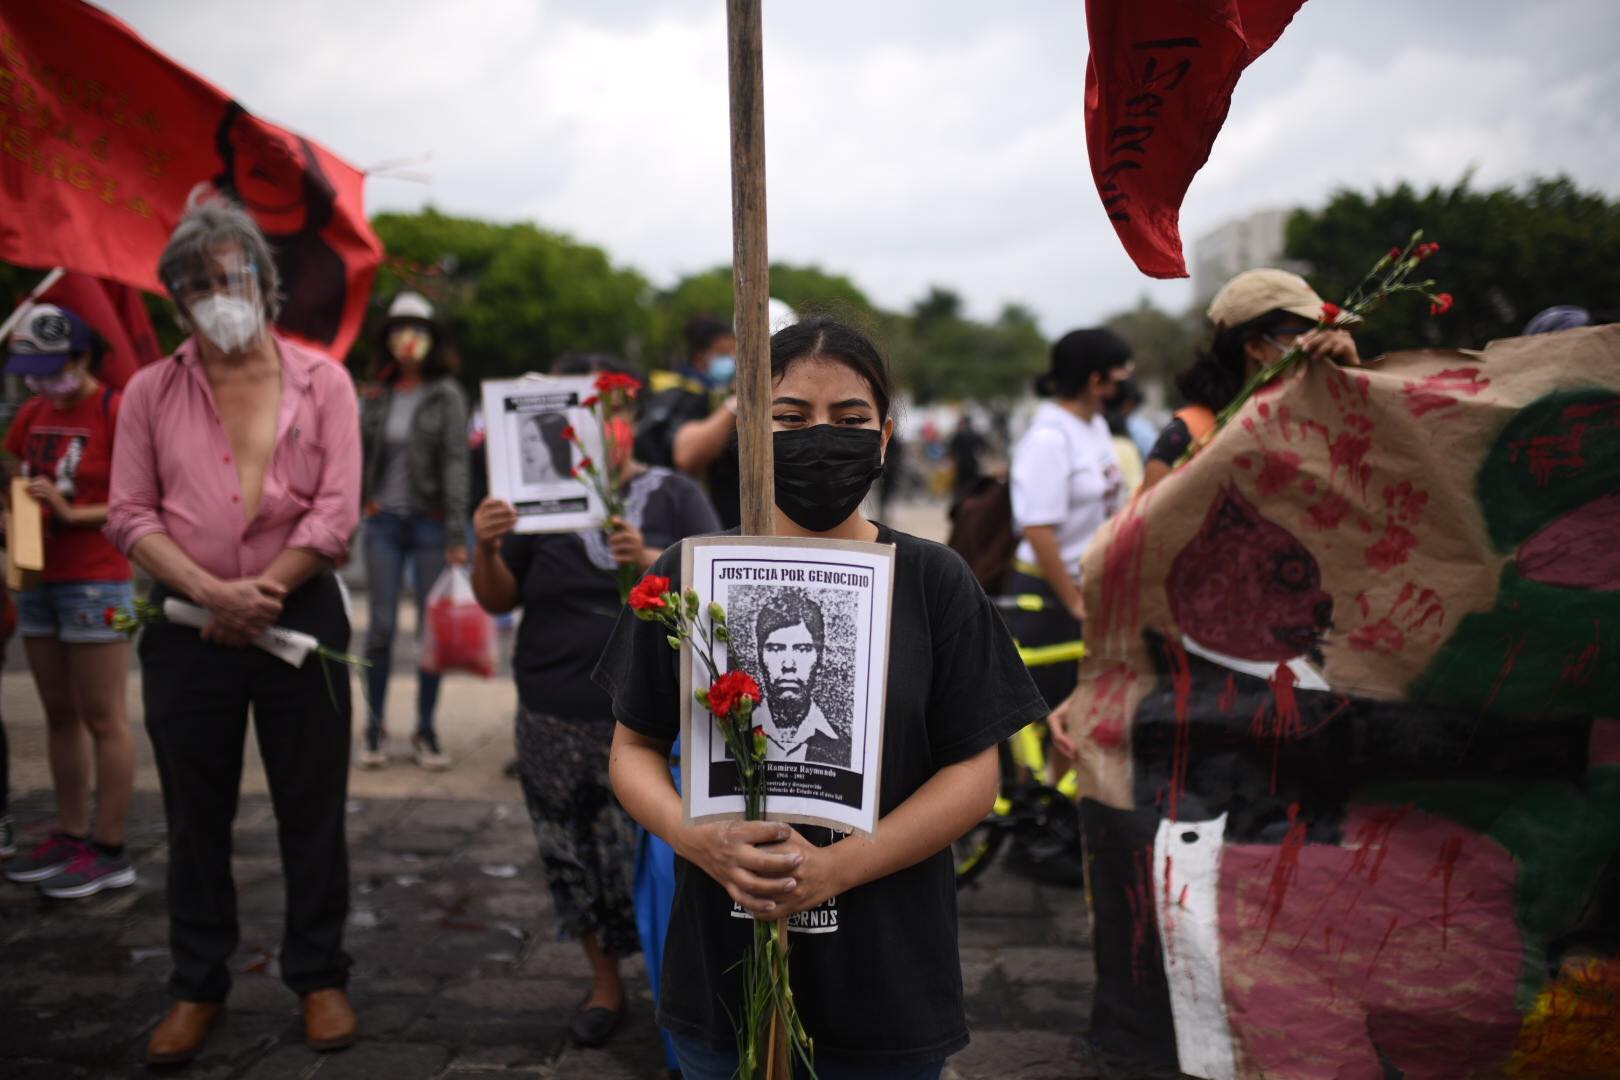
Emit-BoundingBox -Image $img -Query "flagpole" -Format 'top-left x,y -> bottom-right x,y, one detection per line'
726,5 -> 794,1077
0,267 -> 65,342
727,0 -> 773,538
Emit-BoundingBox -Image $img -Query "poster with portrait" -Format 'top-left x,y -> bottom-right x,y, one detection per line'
481,376 -> 606,533
680,536 -> 895,836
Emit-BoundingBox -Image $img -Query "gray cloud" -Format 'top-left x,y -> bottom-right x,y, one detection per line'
100,0 -> 1620,335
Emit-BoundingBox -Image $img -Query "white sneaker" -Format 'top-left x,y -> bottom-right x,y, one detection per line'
357,742 -> 388,769
412,734 -> 451,771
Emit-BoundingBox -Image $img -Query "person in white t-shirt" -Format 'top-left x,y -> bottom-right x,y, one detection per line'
1005,328 -> 1132,715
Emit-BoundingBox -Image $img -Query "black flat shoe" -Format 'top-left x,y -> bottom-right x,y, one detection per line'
569,998 -> 626,1047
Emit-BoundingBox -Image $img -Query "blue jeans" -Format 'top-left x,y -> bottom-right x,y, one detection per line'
362,511 -> 447,744
670,1033 -> 944,1080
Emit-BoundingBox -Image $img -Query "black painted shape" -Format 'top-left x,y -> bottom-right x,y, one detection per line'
1078,799 -> 1179,1073
1130,632 -> 1592,844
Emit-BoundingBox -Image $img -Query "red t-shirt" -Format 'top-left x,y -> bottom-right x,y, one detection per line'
5,387 -> 132,583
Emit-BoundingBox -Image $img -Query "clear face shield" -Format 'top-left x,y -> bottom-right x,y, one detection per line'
171,246 -> 267,354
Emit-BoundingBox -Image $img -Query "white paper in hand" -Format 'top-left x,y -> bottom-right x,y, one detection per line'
161,599 -> 320,667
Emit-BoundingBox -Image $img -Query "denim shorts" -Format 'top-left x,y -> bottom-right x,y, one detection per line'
16,580 -> 135,644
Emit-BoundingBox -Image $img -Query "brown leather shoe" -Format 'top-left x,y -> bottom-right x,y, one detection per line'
147,1001 -> 223,1066
302,988 -> 358,1052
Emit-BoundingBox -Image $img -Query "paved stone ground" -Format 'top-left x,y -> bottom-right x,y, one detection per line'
0,501 -> 1162,1078
0,789 -> 1112,1079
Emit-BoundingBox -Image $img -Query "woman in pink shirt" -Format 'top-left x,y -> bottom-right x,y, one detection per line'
105,196 -> 362,1066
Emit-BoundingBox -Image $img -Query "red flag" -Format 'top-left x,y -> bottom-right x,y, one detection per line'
1084,0 -> 1306,278
38,272 -> 160,390
0,0 -> 382,358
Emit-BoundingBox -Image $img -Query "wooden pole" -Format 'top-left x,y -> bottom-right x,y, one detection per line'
727,0 -> 773,538
727,6 -> 791,1077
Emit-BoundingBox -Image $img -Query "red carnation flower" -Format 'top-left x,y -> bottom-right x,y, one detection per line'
1416,242 -> 1440,261
707,670 -> 762,720
1429,292 -> 1454,316
1320,301 -> 1343,325
561,424 -> 576,442
595,371 -> 643,397
752,725 -> 765,738
1387,247 -> 1403,260
582,394 -> 600,409
573,456 -> 594,476
629,575 -> 671,612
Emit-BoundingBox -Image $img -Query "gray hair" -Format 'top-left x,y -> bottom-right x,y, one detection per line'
157,188 -> 283,320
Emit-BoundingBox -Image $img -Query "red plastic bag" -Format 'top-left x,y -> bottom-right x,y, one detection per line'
421,565 -> 496,678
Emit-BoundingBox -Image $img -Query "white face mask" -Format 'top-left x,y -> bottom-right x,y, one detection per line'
190,293 -> 264,354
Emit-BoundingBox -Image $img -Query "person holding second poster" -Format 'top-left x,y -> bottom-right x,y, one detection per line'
597,318 -> 1048,1077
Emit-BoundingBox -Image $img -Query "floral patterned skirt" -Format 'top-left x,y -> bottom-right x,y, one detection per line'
514,706 -> 642,957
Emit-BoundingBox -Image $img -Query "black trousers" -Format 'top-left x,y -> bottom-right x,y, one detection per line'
140,571 -> 353,1002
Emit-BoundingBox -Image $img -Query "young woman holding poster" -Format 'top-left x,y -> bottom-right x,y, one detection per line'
597,318 -> 1048,1077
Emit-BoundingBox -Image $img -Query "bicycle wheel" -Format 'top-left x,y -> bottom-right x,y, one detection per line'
953,818 -> 1007,888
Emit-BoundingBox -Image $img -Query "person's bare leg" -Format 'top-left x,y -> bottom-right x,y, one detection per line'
24,637 -> 91,836
581,931 -> 624,1011
68,641 -> 134,846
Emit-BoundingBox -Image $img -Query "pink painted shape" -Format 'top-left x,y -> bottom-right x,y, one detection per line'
1516,490 -> 1620,591
1218,806 -> 1523,1080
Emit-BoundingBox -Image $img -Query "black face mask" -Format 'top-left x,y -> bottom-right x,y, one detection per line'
773,425 -> 884,533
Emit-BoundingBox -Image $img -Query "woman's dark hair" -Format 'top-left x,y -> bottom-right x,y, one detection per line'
375,315 -> 452,383
684,316 -> 733,361
769,317 -> 892,422
78,330 -> 110,377
1036,327 -> 1132,399
1174,308 -> 1301,411
531,411 -> 574,476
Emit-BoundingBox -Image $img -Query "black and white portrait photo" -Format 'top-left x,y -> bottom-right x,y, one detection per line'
480,375 -> 605,533
682,537 -> 895,836
517,409 -> 572,487
733,586 -> 854,768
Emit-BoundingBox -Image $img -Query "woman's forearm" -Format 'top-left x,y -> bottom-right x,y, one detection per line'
130,532 -> 222,605
609,723 -> 683,841
829,744 -> 999,893
672,404 -> 736,473
470,540 -> 519,613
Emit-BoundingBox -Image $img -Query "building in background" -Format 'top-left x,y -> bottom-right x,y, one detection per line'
1191,209 -> 1309,305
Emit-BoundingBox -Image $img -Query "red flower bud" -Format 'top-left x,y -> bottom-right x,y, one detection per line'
561,424 -> 577,442
1387,247 -> 1403,260
582,394 -> 600,409
1415,242 -> 1440,261
573,456 -> 594,476
104,606 -> 119,626
1429,292 -> 1454,316
1320,301 -> 1343,325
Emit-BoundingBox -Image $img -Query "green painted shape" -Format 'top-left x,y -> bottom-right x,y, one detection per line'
1409,565 -> 1617,715
1476,388 -> 1620,552
1357,767 -> 1620,1009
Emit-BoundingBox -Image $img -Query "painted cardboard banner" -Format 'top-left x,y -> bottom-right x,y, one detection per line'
1073,325 -> 1620,1078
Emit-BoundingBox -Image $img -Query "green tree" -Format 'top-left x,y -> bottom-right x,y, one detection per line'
647,262 -> 876,368
1103,296 -> 1199,396
365,208 -> 652,386
889,288 -> 1046,404
1285,175 -> 1620,359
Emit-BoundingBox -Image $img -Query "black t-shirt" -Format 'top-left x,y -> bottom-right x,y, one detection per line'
1146,415 -> 1193,466
592,525 -> 1048,1064
503,468 -> 719,717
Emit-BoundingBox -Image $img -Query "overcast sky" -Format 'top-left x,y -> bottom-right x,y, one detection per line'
97,0 -> 1620,335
